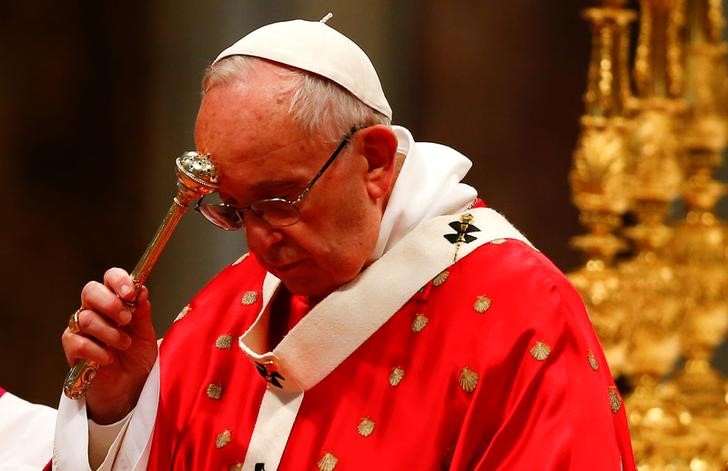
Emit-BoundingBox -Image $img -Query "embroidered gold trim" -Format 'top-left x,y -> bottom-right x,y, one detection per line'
609,386 -> 622,414
317,452 -> 339,471
432,271 -> 450,287
459,367 -> 479,393
357,417 -> 375,437
473,295 -> 491,313
216,429 -> 232,448
229,463 -> 243,471
411,314 -> 429,333
587,350 -> 599,370
241,291 -> 259,305
207,383 -> 223,400
216,334 -> 234,349
174,305 -> 191,322
530,341 -> 551,361
389,367 -> 405,387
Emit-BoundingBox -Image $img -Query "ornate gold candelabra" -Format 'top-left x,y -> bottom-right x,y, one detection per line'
618,143 -> 687,467
620,1 -> 688,461
568,0 -> 635,377
571,0 -> 728,468
667,0 -> 728,467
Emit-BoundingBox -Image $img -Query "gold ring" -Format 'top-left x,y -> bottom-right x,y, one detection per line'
68,308 -> 82,334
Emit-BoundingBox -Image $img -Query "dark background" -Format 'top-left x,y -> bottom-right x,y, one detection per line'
1,1 -> 726,406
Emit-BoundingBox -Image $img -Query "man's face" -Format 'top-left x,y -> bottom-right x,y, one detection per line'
194,64 -> 393,299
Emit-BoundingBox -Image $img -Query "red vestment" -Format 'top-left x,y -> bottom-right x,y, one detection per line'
147,234 -> 635,469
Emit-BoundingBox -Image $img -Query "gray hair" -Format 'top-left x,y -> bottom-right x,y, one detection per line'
201,55 -> 391,142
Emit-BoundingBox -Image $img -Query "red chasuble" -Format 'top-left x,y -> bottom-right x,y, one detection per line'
147,233 -> 635,470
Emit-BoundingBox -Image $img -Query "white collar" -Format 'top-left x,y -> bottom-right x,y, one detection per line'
369,125 -> 478,262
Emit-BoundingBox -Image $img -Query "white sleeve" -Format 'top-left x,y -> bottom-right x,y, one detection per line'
0,391 -> 56,470
88,415 -> 131,470
53,358 -> 160,471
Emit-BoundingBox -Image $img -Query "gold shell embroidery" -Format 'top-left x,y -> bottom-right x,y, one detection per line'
459,366 -> 479,393
389,367 -> 405,387
241,291 -> 259,305
587,350 -> 599,370
174,305 -> 191,322
530,341 -> 552,361
609,386 -> 622,414
216,334 -> 234,350
317,452 -> 339,471
411,314 -> 429,333
473,295 -> 492,313
357,417 -> 375,437
216,429 -> 232,448
433,271 -> 450,287
207,383 -> 223,400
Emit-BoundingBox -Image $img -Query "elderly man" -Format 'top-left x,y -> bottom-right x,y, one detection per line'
55,18 -> 635,470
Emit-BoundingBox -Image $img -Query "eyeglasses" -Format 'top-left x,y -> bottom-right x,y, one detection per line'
195,127 -> 360,230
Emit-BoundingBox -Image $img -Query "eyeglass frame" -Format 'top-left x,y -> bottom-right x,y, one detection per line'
195,125 -> 362,230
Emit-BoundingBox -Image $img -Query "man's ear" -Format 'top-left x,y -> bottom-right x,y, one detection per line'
355,125 -> 398,200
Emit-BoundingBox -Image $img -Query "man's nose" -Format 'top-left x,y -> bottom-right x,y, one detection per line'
244,218 -> 285,251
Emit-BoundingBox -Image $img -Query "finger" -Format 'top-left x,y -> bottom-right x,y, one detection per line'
76,309 -> 132,350
103,267 -> 136,302
81,281 -> 132,326
62,329 -> 115,366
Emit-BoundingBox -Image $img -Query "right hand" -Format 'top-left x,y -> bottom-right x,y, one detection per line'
61,267 -> 158,424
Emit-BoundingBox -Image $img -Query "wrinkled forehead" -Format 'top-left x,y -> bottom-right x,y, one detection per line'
195,81 -> 304,158
194,83 -> 330,197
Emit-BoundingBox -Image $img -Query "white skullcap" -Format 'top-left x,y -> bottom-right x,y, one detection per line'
213,18 -> 392,120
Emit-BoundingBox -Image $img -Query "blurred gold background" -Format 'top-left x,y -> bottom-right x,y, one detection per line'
0,0 -> 725,422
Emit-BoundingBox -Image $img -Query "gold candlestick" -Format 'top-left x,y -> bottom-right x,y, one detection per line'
568,2 -> 636,376
570,0 -> 728,467
617,1 -> 688,467
668,0 -> 728,467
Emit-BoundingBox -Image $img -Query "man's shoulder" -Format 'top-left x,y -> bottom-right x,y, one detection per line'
426,237 -> 588,338
456,237 -> 569,291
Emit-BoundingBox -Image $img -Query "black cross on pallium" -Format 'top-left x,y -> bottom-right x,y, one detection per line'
443,216 -> 480,244
255,463 -> 265,471
255,361 -> 285,388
